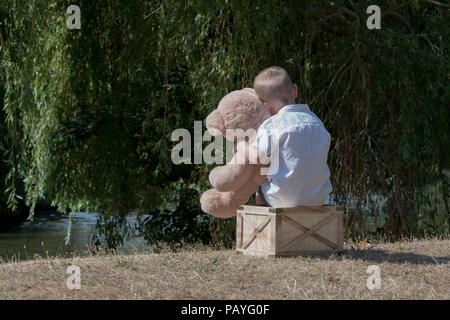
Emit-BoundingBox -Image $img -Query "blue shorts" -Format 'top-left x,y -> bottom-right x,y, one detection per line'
257,187 -> 271,207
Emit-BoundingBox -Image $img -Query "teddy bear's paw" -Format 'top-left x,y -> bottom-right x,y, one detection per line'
200,189 -> 237,218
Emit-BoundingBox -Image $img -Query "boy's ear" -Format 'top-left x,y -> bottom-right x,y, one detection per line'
205,109 -> 225,136
293,84 -> 298,100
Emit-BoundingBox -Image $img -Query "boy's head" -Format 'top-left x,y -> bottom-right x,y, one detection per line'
253,66 -> 298,115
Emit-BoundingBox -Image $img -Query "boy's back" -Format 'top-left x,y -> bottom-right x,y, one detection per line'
253,103 -> 332,207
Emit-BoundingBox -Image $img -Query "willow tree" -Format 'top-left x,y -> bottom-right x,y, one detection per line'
0,0 -> 448,247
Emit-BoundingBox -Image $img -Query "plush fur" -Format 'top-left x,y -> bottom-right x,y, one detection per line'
200,88 -> 271,218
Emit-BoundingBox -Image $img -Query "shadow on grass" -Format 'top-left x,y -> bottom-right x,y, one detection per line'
338,249 -> 450,265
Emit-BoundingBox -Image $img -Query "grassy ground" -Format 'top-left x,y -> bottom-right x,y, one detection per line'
0,239 -> 448,299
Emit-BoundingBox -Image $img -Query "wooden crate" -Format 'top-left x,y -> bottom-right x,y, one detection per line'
236,205 -> 344,257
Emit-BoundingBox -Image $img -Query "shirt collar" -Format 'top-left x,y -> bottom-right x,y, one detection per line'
278,104 -> 310,114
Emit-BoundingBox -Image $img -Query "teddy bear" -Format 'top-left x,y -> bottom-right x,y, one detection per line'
200,88 -> 271,218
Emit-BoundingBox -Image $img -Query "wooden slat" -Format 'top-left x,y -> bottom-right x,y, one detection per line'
275,215 -> 282,255
241,213 -> 272,250
239,205 -> 343,214
238,205 -> 275,215
236,212 -> 243,249
281,215 -> 337,250
238,205 -> 271,212
272,206 -> 339,214
269,215 -> 276,255
238,211 -> 276,216
280,212 -> 339,252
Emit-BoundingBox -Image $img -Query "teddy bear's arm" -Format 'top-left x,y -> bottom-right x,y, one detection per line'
209,152 -> 255,192
236,140 -> 271,166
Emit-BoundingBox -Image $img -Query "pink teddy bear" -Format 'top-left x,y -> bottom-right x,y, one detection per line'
200,88 -> 271,218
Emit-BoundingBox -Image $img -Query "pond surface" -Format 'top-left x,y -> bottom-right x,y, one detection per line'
0,194 -> 389,261
0,211 -> 148,261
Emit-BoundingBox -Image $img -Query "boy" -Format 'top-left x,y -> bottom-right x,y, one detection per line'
238,66 -> 332,207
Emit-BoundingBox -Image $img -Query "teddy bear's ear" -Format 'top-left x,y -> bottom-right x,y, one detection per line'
206,109 -> 225,136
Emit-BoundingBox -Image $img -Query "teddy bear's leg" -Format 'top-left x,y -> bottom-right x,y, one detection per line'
226,175 -> 262,209
229,164 -> 269,206
200,189 -> 239,218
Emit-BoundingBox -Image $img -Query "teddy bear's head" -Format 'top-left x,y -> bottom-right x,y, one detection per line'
205,88 -> 270,142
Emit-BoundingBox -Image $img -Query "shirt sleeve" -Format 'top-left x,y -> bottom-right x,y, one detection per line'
252,126 -> 278,157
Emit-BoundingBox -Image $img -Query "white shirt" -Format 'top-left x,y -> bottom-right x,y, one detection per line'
252,104 -> 332,207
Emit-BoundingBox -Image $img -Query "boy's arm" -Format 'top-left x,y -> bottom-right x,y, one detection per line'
236,140 -> 271,165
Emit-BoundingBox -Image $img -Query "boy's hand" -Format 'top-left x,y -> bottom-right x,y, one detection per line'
236,141 -> 271,165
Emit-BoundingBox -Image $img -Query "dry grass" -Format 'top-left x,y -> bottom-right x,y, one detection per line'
0,239 -> 448,299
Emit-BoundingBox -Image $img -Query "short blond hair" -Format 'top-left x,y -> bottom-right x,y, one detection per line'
253,66 -> 294,105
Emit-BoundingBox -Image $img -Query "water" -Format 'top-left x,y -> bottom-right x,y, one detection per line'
0,211 -> 149,261
0,193 -> 390,261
